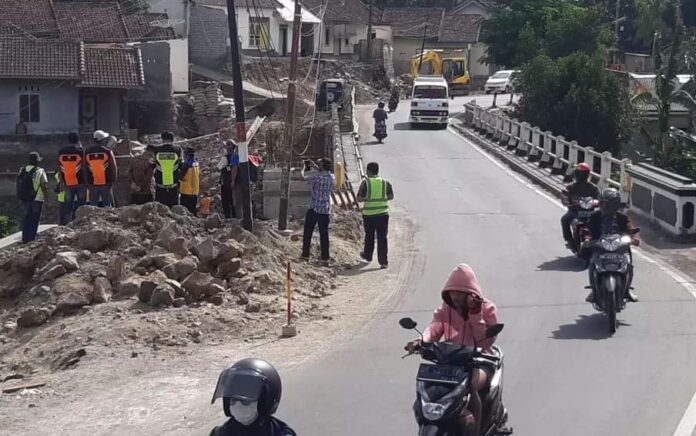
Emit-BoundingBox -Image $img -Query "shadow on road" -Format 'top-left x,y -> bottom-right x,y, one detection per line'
537,256 -> 587,272
393,122 -> 412,131
551,314 -> 630,340
361,140 -> 384,146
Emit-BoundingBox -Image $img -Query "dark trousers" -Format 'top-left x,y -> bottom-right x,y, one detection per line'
221,186 -> 235,218
302,209 -> 330,261
22,201 -> 43,243
156,186 -> 179,208
180,194 -> 198,216
131,192 -> 153,205
60,186 -> 85,224
561,210 -> 577,242
363,214 -> 389,265
89,185 -> 114,207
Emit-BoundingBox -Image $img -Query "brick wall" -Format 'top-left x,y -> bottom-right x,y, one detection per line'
189,5 -> 230,69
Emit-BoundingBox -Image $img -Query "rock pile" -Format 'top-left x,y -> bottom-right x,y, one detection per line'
0,203 -> 358,333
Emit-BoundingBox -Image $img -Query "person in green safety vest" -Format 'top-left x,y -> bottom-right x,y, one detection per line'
54,171 -> 67,225
153,131 -> 182,208
357,162 -> 394,268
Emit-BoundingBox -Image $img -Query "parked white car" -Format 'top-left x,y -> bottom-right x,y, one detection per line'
485,70 -> 520,94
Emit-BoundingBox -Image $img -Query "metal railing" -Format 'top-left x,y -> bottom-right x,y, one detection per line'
466,103 -> 631,194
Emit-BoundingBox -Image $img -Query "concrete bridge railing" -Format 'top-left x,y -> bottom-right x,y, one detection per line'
464,103 -> 696,238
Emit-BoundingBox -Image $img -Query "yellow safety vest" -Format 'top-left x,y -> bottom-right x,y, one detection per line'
363,177 -> 389,216
180,162 -> 200,195
55,172 -> 65,203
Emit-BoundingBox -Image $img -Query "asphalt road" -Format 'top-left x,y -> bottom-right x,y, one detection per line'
280,100 -> 696,436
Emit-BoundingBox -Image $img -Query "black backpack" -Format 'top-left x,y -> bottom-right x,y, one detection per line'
16,166 -> 38,201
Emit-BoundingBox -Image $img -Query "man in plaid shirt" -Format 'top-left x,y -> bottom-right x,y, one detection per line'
301,158 -> 335,262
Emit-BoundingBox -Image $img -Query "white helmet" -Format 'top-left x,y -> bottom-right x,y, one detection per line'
93,130 -> 109,141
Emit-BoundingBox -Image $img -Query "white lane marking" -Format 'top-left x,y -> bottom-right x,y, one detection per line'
673,392 -> 696,436
448,126 -> 696,436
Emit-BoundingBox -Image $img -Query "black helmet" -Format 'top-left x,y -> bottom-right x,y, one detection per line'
573,162 -> 591,182
378,101 -> 385,108
211,358 -> 282,419
599,188 -> 621,216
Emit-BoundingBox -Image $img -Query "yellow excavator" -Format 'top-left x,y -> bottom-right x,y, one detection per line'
410,49 -> 469,95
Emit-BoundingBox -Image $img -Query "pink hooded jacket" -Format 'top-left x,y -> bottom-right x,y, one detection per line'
422,264 -> 498,352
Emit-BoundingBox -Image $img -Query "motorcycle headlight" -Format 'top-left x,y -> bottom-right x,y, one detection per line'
421,401 -> 447,421
600,235 -> 621,252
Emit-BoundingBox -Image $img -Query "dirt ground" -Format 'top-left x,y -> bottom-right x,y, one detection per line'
0,210 -> 417,436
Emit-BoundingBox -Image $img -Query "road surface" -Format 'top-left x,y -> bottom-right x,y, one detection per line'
279,102 -> 696,435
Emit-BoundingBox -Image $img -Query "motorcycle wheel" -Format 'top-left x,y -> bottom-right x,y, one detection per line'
605,277 -> 618,334
418,425 -> 455,436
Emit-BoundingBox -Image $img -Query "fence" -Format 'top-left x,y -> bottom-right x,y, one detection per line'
463,103 -> 696,238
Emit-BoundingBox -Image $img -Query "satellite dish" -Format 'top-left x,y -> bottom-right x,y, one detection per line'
150,18 -> 185,28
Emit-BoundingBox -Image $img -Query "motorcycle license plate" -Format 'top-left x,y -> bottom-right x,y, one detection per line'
599,253 -> 625,262
577,211 -> 592,218
417,364 -> 467,384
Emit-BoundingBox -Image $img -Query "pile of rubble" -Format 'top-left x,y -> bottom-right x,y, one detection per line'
0,204 -> 361,372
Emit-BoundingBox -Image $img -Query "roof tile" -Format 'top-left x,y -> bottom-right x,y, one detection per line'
81,46 -> 145,88
54,2 -> 129,42
438,13 -> 483,42
0,0 -> 58,36
123,13 -> 176,40
0,38 -> 82,79
381,8 -> 444,38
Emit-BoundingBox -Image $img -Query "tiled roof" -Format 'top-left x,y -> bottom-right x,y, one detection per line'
0,0 -> 58,36
81,46 -> 145,88
302,0 -> 370,23
124,13 -> 177,40
438,13 -> 483,42
54,2 -> 130,42
0,23 -> 34,38
0,38 -> 82,79
381,8 -> 444,39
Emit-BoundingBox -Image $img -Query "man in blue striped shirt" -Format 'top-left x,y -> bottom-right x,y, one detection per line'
301,158 -> 335,262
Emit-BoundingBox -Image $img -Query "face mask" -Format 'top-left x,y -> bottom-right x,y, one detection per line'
230,400 -> 259,426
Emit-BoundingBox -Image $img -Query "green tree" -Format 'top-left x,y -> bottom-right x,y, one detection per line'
480,0 -> 613,67
516,53 -> 631,152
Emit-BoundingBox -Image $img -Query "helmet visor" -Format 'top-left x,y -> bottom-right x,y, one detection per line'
211,368 -> 265,404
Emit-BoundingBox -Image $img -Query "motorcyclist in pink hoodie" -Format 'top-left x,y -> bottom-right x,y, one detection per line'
405,263 -> 499,436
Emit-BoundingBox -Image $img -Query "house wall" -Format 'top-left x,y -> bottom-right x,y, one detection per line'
0,80 -> 79,135
190,5 -> 229,68
146,0 -> 187,37
131,41 -> 173,101
318,23 -> 391,56
169,38 -> 190,92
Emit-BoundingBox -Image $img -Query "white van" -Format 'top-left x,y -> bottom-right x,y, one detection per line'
410,76 -> 449,128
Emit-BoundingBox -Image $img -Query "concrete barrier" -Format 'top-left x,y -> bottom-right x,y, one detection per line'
461,103 -> 696,238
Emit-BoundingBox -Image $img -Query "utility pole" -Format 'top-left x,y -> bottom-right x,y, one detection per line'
367,0 -> 373,60
225,0 -> 253,231
278,0 -> 302,231
417,25 -> 428,75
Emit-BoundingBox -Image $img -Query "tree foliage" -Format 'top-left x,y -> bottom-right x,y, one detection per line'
480,0 -> 613,68
516,53 -> 631,153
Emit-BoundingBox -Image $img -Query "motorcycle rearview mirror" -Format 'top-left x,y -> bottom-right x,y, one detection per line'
399,317 -> 417,330
485,323 -> 504,338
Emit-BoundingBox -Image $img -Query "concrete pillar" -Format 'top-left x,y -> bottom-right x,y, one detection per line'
500,117 -> 510,143
565,141 -> 580,179
552,135 -> 566,173
540,131 -> 554,166
600,151 -> 613,191
517,122 -> 531,155
529,127 -> 542,160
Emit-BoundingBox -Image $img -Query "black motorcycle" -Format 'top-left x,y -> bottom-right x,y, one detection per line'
400,318 -> 512,436
388,97 -> 399,112
374,120 -> 387,143
588,228 -> 639,333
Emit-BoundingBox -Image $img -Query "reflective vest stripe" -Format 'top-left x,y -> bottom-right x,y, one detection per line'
156,152 -> 179,187
54,172 -> 65,203
58,154 -> 82,187
86,152 -> 109,186
363,177 -> 389,216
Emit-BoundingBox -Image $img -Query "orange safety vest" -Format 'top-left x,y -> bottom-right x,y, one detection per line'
86,151 -> 110,186
58,153 -> 83,187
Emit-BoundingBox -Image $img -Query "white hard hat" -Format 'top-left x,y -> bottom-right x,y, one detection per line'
93,130 -> 109,141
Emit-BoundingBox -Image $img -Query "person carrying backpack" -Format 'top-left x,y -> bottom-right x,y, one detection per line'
86,130 -> 117,207
17,152 -> 48,243
57,132 -> 86,223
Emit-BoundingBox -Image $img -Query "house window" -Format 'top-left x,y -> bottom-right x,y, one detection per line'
249,17 -> 270,49
19,94 -> 40,123
325,27 -> 330,46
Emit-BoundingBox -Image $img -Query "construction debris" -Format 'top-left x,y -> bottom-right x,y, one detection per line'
0,204 -> 362,373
